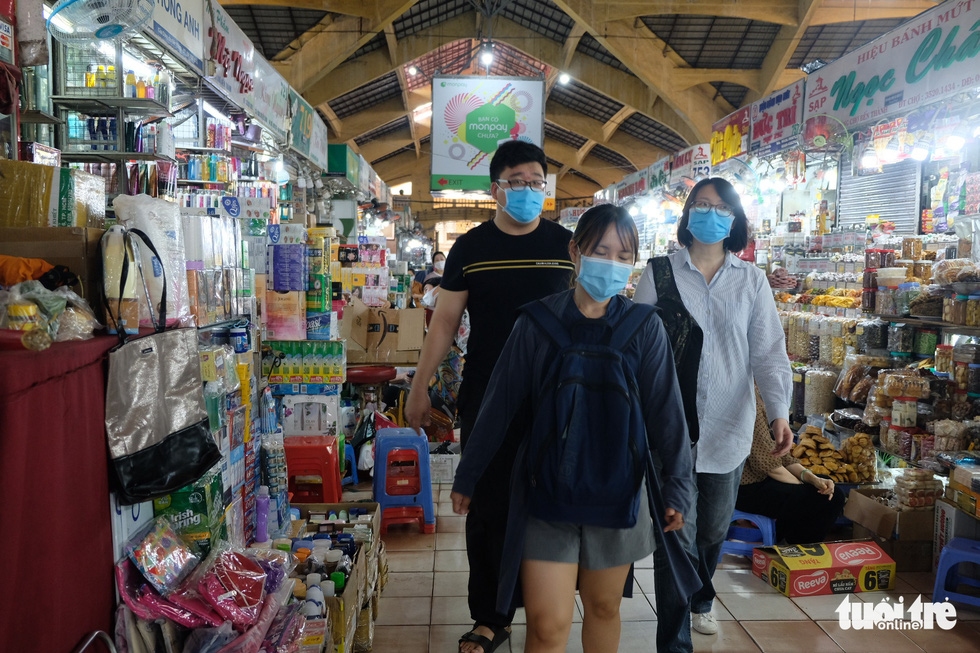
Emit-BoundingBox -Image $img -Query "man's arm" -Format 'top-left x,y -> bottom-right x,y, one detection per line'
405,288 -> 468,433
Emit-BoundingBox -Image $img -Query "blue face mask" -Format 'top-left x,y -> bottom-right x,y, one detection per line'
577,255 -> 633,302
502,187 -> 545,224
687,209 -> 735,245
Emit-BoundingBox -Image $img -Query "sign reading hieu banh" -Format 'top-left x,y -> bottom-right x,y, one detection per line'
804,0 -> 980,129
430,76 -> 545,192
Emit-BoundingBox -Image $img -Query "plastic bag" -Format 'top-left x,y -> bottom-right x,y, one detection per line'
216,594 -> 280,653
115,558 -> 207,628
198,545 -> 268,627
126,517 -> 201,596
52,286 -> 101,340
261,603 -> 305,653
182,621 -> 237,653
113,194 -> 192,328
244,547 -> 296,594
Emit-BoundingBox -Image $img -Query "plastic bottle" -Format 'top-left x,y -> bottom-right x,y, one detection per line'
97,65 -> 107,88
107,66 -> 117,90
319,579 -> 335,597
125,70 -> 136,97
256,485 -> 270,542
303,574 -> 325,617
85,64 -> 96,88
148,71 -> 157,99
136,77 -> 146,99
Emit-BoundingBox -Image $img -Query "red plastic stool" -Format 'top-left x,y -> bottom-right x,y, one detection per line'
284,435 -> 343,503
347,366 -> 397,419
381,506 -> 434,534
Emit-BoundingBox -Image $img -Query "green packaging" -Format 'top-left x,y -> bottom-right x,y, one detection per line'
152,467 -> 225,557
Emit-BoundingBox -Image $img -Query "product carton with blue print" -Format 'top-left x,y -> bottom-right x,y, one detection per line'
752,540 -> 896,597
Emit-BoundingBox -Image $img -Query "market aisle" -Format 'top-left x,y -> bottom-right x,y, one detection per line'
362,483 -> 980,652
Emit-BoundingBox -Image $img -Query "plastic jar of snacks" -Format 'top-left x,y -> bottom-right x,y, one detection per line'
953,343 -> 980,364
887,323 -> 915,353
935,344 -> 953,374
952,295 -> 970,324
879,416 -> 892,444
862,288 -> 876,313
895,259 -> 915,281
865,249 -> 883,269
863,268 -> 879,290
953,390 -> 972,420
968,364 -> 980,395
891,397 -> 918,427
913,261 -> 931,281
804,369 -> 838,417
792,367 -> 808,423
897,282 -> 920,315
955,361 -> 970,390
808,318 -> 821,362
903,236 -> 923,261
877,286 -> 898,315
914,329 -> 938,357
882,250 -> 897,268
968,295 -> 980,327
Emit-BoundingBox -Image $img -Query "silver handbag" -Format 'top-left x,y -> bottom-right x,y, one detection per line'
103,228 -> 219,504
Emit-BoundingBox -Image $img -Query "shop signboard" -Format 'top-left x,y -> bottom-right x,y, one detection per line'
150,0 -> 205,76
750,80 -> 805,156
543,173 -> 557,211
593,186 -> 615,206
710,107 -> 751,165
289,89 -> 329,171
670,143 -> 711,186
325,144 -> 359,186
205,3 -> 289,141
615,168 -> 650,204
430,75 -> 545,192
804,0 -> 980,129
648,156 -> 672,193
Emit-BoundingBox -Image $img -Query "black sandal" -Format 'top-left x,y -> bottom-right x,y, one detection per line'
458,623 -> 511,653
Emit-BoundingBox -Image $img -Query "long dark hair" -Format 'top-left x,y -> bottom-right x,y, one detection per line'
677,177 -> 750,252
573,204 -> 640,263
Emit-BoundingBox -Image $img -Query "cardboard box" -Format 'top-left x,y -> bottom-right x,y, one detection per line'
281,394 -> 341,438
934,498 -> 980,573
851,524 -> 933,572
952,463 -> 980,494
843,488 -> 935,541
0,227 -> 104,311
753,541 -> 896,597
946,481 -> 979,515
341,296 -> 424,365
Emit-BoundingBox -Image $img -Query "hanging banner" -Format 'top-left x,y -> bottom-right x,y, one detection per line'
803,0 -> 980,129
615,168 -> 651,204
750,79 -> 805,156
670,143 -> 712,185
150,0 -> 205,76
205,3 -> 289,141
648,156 -> 672,193
710,107 -> 751,165
430,75 -> 545,192
309,116 -> 328,172
288,89 -> 328,170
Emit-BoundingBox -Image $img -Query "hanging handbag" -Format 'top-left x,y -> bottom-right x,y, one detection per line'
104,228 -> 220,504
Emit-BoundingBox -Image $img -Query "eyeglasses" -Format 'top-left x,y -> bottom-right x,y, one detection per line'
497,178 -> 547,192
691,200 -> 734,217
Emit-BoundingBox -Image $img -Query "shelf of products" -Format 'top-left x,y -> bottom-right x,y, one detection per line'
61,151 -> 176,164
176,146 -> 231,154
18,110 -> 63,125
51,96 -> 172,118
177,179 -> 230,186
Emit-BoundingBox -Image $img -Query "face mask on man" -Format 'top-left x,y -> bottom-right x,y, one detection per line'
577,255 -> 633,302
501,187 -> 545,224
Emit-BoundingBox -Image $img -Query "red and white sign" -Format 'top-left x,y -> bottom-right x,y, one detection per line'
793,570 -> 830,596
834,543 -> 885,566
749,80 -> 805,156
670,143 -> 711,186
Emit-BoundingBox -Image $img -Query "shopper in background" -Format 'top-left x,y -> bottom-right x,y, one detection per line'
406,140 -> 575,653
452,204 -> 697,653
634,177 -> 793,651
737,391 -> 845,544
412,251 -> 446,303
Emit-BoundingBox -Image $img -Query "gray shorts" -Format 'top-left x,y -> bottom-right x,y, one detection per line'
523,484 -> 657,570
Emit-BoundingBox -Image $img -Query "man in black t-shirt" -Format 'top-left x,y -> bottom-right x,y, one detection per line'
407,141 -> 573,653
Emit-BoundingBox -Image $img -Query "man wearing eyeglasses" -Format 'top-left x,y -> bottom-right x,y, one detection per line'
407,140 -> 574,653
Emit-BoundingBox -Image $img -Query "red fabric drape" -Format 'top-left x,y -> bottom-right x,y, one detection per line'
0,336 -> 116,652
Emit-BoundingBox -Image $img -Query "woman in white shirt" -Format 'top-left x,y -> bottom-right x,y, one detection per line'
633,177 -> 793,651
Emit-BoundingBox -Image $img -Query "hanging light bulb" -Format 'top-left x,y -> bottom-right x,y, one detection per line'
946,134 -> 966,151
911,134 -> 932,161
860,143 -> 879,169
408,66 -> 418,76
480,43 -> 494,66
558,72 -> 571,85
880,135 -> 901,163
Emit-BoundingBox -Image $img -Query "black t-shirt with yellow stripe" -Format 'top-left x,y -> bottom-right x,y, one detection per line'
441,218 -> 574,390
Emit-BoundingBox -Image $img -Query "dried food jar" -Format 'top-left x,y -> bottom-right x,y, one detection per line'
895,259 -> 915,281
953,390 -> 972,420
968,364 -> 980,395
877,286 -> 898,315
951,294 -> 970,325
879,417 -> 892,445
808,317 -> 821,362
935,344 -> 954,374
953,343 -> 980,364
863,268 -> 879,290
903,236 -> 923,261
804,369 -> 837,417
792,367 -> 808,423
887,323 -> 915,353
862,288 -> 877,314
955,361 -> 970,390
913,261 -> 931,281
969,295 -> 980,327
865,318 -> 888,351
944,293 -> 956,323
865,249 -> 883,269
882,249 -> 897,269
914,328 -> 938,357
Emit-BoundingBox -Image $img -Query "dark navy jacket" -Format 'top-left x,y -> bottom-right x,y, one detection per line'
452,290 -> 701,614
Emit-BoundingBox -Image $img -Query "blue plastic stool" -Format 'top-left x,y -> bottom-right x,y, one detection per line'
342,442 -> 359,486
373,428 -> 435,534
718,510 -> 778,562
933,537 -> 980,609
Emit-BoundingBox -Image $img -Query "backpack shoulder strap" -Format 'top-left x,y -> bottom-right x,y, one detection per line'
649,256 -> 683,305
607,303 -> 657,351
521,300 -> 573,350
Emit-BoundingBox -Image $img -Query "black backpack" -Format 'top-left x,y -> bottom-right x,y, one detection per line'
650,257 -> 703,444
521,299 -> 657,529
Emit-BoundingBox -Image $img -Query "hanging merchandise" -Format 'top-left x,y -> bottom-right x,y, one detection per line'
103,228 -> 220,504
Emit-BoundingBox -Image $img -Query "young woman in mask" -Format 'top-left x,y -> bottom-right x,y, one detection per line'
633,178 -> 793,650
413,252 -> 446,305
452,204 -> 698,653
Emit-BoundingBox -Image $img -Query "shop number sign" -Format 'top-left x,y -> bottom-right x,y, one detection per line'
670,144 -> 711,185
804,0 -> 980,128
710,106 -> 751,165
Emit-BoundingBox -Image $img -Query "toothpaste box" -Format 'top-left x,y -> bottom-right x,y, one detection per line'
752,540 -> 896,597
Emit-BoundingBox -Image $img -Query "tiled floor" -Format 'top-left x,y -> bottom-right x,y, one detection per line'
361,483 -> 980,652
